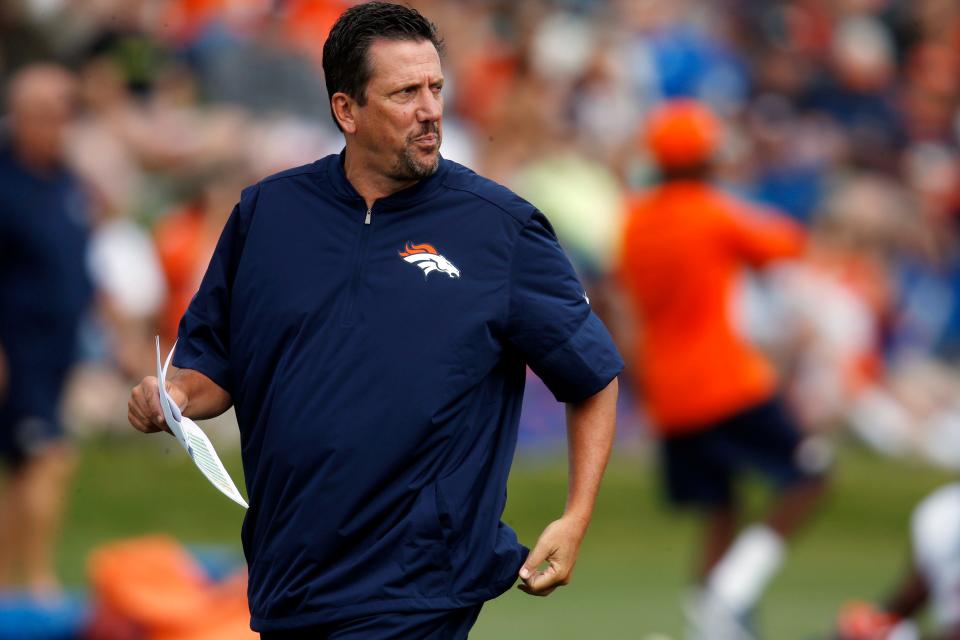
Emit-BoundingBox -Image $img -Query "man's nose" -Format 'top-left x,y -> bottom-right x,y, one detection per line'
416,90 -> 442,122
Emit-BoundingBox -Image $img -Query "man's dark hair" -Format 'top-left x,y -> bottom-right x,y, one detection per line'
322,2 -> 443,130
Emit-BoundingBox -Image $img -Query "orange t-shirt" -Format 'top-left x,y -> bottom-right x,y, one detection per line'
155,205 -> 211,345
619,181 -> 805,435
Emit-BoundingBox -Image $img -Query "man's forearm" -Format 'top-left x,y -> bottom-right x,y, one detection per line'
169,367 -> 232,420
517,377 -> 619,595
129,366 -> 231,434
564,377 -> 618,525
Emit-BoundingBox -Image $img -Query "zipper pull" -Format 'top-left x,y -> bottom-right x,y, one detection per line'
364,209 -> 372,225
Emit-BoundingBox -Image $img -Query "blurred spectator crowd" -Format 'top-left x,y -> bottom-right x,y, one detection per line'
3,0 -> 960,468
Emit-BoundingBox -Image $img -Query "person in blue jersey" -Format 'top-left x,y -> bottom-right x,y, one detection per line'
0,64 -> 92,598
128,3 -> 623,638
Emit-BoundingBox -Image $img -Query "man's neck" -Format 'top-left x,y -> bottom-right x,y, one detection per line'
343,148 -> 419,210
13,140 -> 59,177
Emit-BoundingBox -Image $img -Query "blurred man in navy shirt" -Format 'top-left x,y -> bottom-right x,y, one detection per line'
0,64 -> 92,597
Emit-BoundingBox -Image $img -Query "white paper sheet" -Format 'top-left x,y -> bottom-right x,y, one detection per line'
155,337 -> 248,508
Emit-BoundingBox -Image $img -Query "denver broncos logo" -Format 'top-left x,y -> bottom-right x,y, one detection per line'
399,242 -> 461,280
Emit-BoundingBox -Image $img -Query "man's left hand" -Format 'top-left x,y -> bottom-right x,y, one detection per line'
517,515 -> 588,597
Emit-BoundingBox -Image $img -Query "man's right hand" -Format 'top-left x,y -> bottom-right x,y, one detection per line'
128,376 -> 187,435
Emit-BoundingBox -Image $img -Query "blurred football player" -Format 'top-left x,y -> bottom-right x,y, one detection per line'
837,482 -> 960,640
619,99 -> 830,639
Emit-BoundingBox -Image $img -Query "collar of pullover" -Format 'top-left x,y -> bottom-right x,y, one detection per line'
325,148 -> 450,212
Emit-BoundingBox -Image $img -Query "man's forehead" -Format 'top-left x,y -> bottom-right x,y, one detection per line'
367,38 -> 442,84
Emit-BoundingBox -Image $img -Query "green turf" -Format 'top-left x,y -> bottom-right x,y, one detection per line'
58,435 -> 953,639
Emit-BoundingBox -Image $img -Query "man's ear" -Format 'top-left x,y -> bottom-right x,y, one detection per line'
331,92 -> 358,134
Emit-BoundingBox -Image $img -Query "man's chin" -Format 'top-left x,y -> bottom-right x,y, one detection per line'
421,153 -> 440,174
398,151 -> 439,179
415,145 -> 440,164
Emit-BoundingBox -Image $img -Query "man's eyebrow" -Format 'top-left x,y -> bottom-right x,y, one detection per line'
390,77 -> 443,92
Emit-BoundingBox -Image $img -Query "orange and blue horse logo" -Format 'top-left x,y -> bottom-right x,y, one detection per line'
399,242 -> 461,279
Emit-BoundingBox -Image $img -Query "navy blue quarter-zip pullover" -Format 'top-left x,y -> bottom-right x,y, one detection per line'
174,152 -> 623,632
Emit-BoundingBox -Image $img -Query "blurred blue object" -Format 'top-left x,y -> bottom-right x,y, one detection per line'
187,544 -> 244,582
0,592 -> 88,640
754,165 -> 825,225
647,24 -> 749,106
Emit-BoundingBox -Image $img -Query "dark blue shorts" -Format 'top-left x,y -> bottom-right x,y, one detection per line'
659,398 -> 818,508
259,605 -> 483,640
0,359 -> 71,468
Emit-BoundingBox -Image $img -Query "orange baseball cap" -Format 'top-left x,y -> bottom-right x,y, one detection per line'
644,99 -> 722,170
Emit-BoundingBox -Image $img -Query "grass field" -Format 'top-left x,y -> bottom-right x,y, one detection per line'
58,434 -> 954,639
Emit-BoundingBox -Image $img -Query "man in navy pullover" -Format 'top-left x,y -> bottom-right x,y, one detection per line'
128,3 -> 623,637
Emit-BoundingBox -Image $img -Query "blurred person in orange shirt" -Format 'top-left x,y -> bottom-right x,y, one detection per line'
619,99 -> 829,638
0,64 -> 92,598
154,165 -> 246,346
